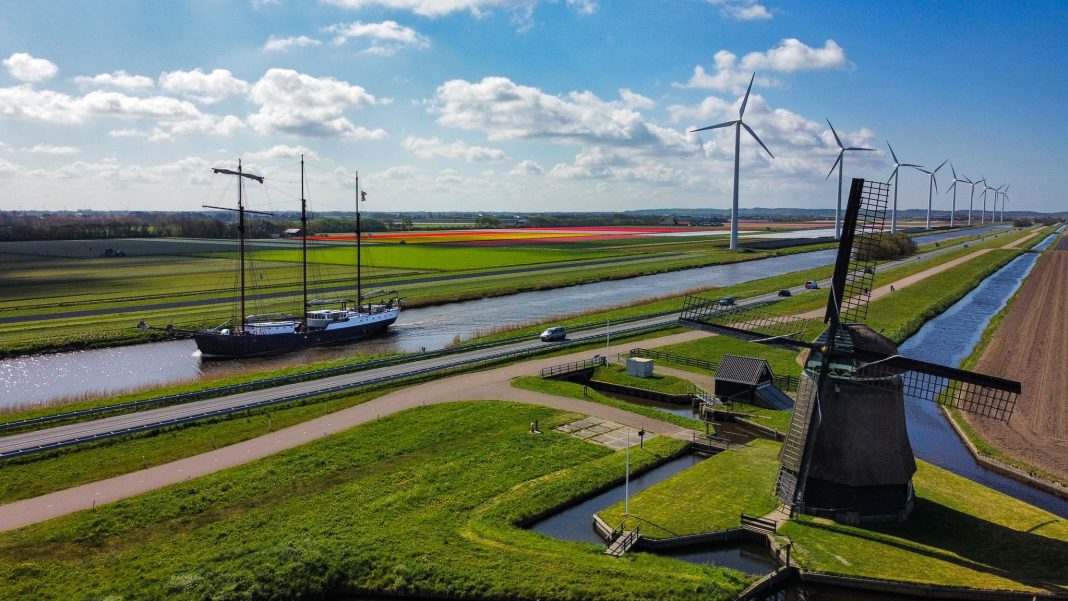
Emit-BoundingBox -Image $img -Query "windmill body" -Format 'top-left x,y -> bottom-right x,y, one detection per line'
678,177 -> 1021,525
783,327 -> 918,521
692,73 -> 773,251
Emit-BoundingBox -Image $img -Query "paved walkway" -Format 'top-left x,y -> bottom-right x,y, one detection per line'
0,330 -> 710,533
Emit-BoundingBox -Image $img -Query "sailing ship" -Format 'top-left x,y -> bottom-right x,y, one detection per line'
185,158 -> 399,358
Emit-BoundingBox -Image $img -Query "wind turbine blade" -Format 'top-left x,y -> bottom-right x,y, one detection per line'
742,122 -> 774,158
934,159 -> 948,173
847,147 -> 876,152
901,163 -> 922,168
947,180 -> 957,193
887,165 -> 899,182
933,175 -> 940,194
739,72 -> 755,118
951,164 -> 958,180
886,141 -> 899,164
691,120 -> 737,133
826,152 -> 843,180
914,166 -> 931,174
826,118 -> 844,149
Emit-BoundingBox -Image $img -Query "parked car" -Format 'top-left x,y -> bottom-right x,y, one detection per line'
864,266 -> 876,275
539,326 -> 566,342
777,289 -> 792,297
804,280 -> 819,290
717,297 -> 736,306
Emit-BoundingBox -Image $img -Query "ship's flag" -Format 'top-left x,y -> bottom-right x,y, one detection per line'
361,191 -> 367,202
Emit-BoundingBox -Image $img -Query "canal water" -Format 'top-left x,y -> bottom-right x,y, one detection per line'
898,243 -> 1068,518
528,452 -> 778,575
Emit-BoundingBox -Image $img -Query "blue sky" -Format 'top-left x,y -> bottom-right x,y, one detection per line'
0,0 -> 1064,215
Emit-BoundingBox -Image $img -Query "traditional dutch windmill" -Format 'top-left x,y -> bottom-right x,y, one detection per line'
679,178 -> 1020,524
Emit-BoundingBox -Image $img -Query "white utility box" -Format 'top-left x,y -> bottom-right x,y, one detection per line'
627,357 -> 654,378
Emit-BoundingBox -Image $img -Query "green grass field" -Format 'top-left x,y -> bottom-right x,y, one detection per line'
0,402 -> 752,601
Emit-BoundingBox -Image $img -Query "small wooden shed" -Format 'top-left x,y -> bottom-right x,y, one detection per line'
714,355 -> 775,404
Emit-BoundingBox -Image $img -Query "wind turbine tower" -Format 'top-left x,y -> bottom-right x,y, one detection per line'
692,73 -> 774,251
913,159 -> 947,230
1001,187 -> 1010,222
886,141 -> 920,234
826,120 -> 875,239
964,175 -> 978,225
946,164 -> 969,228
978,179 -> 992,224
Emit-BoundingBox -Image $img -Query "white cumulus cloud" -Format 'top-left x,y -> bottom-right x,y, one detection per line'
263,35 -> 323,52
3,52 -> 58,83
706,0 -> 772,21
431,76 -> 693,154
247,145 -> 319,160
509,159 -> 544,176
324,20 -> 429,55
159,68 -> 249,104
247,68 -> 387,139
402,136 -> 505,162
675,39 -> 848,93
23,144 -> 81,155
73,70 -> 155,91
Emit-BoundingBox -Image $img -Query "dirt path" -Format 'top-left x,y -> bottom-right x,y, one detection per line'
0,330 -> 712,533
967,249 -> 1068,482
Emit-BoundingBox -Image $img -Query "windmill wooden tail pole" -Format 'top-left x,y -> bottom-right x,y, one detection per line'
679,178 -> 1020,524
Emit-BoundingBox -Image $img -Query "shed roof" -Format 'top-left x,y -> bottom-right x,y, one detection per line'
715,354 -> 774,386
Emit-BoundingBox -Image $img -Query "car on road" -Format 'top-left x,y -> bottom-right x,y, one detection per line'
717,297 -> 736,306
539,326 -> 566,342
804,280 -> 819,290
778,289 -> 792,297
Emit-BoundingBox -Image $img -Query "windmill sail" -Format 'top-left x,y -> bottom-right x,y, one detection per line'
845,352 -> 1020,421
679,297 -> 810,349
825,178 -> 890,325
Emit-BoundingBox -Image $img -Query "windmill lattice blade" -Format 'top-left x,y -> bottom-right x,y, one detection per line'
740,72 -> 755,117
826,152 -> 843,180
826,118 -> 844,149
691,120 -> 736,133
826,178 -> 890,324
678,296 -> 813,350
775,375 -> 818,505
742,122 -> 774,158
850,353 -> 1019,421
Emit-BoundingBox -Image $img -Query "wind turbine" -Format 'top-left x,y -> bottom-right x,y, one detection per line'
826,120 -> 875,239
913,159 -> 947,230
1000,185 -> 1010,221
886,141 -> 920,234
946,164 -> 969,228
692,72 -> 773,251
977,179 -> 992,224
964,175 -> 979,225
993,184 -> 1006,221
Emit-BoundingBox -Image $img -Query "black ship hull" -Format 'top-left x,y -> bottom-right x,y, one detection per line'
194,316 -> 398,359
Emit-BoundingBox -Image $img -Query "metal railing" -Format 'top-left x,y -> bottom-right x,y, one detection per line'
540,356 -> 607,379
740,513 -> 777,536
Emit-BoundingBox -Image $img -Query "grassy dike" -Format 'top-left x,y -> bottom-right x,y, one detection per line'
0,402 -> 753,601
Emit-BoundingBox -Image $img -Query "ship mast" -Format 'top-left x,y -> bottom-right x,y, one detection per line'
205,159 -> 268,331
355,172 -> 362,309
301,155 -> 308,315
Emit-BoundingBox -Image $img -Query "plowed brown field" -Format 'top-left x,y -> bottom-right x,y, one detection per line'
967,248 -> 1068,481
